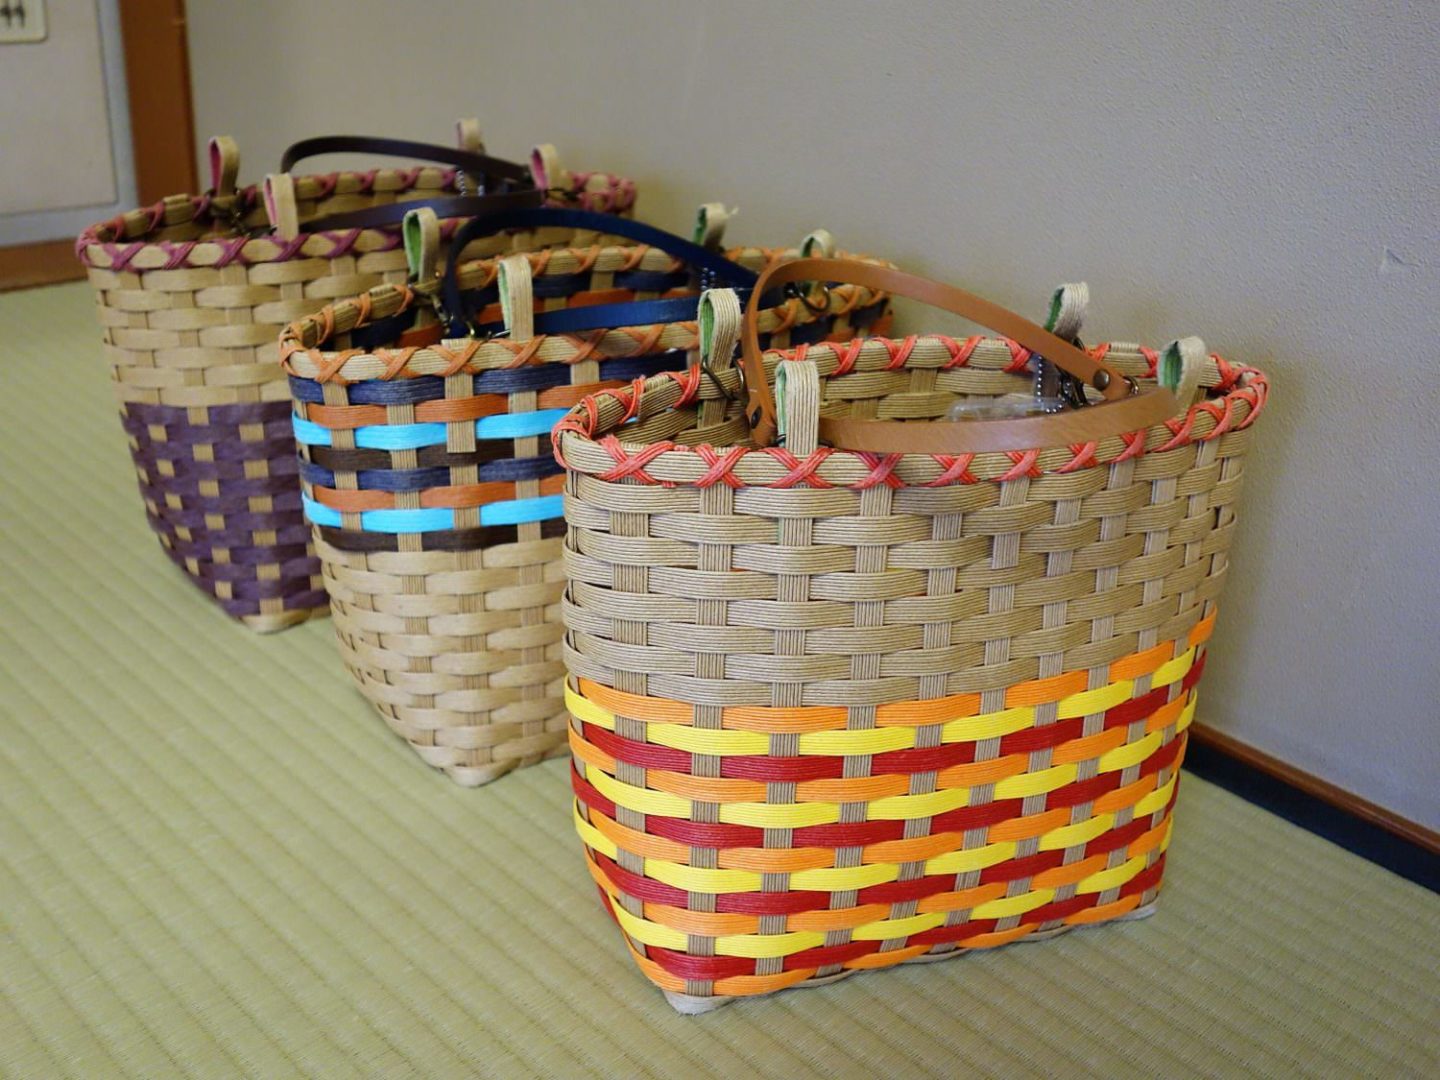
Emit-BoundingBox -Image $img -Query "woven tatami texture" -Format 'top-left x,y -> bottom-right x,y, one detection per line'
2,283 -> 1437,1077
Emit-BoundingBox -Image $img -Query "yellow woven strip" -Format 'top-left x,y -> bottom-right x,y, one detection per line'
610,897 -> 689,951
993,762 -> 1079,800
1176,693 -> 1197,732
584,765 -> 695,820
848,911 -> 947,942
1056,679 -> 1134,719
1096,729 -> 1164,773
1134,773 -> 1180,820
649,723 -> 770,756
573,802 -> 619,860
1152,648 -> 1197,691
564,683 -> 614,730
796,727 -> 915,755
923,840 -> 1018,876
971,887 -> 1058,920
788,862 -> 899,892
1037,811 -> 1116,852
863,786 -> 971,821
1076,852 -> 1149,895
643,859 -> 761,894
938,706 -> 1037,743
719,800 -> 842,829
713,928 -> 828,959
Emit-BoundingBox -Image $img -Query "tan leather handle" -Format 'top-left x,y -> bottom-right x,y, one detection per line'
741,259 -> 1181,453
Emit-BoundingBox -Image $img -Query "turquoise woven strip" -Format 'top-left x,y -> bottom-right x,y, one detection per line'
291,409 -> 568,450
302,494 -> 564,533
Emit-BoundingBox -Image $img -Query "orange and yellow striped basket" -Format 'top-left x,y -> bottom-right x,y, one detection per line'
554,260 -> 1268,1010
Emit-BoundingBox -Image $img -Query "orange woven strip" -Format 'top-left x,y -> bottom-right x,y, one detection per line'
934,754 -> 1031,790
644,903 -> 758,938
578,652 -> 1198,730
1092,771 -> 1161,814
873,693 -> 983,726
1064,893 -> 1145,926
787,903 -> 895,933
588,805 -> 690,863
861,830 -> 972,865
1050,726 -> 1131,765
962,924 -> 1040,949
1110,639 -> 1180,681
310,474 -> 565,512
1189,612 -> 1217,646
1144,692 -> 1190,733
986,807 -> 1074,842
1127,820 -> 1171,860
1031,854 -> 1111,889
713,970 -> 815,997
914,883 -> 1011,915
843,945 -> 931,970
1005,670 -> 1088,708
719,847 -> 835,873
578,679 -> 697,723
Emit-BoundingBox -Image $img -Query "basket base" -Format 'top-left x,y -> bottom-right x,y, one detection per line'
660,901 -> 1160,1015
240,608 -> 324,634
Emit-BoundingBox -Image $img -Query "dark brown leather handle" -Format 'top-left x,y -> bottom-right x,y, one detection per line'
741,258 -> 1181,453
279,135 -> 532,185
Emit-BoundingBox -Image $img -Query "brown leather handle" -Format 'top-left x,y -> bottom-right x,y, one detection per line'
741,259 -> 1181,453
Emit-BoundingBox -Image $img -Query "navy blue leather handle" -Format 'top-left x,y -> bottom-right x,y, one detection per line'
441,207 -> 759,336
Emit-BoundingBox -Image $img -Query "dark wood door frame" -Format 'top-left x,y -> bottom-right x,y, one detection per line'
0,0 -> 196,291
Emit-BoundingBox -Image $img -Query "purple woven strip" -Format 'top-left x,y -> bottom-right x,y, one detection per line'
134,437 -> 292,465
137,455 -> 301,482
151,542 -> 325,617
145,502 -> 304,531
156,533 -> 316,567
136,471 -> 302,503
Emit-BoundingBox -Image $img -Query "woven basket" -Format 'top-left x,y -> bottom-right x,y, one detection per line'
75,126 -> 636,631
554,259 -> 1270,1010
280,217 -> 893,786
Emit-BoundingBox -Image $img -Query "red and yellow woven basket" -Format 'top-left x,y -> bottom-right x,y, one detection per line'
554,261 -> 1269,1010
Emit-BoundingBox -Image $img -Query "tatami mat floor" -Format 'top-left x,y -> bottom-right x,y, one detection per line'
2,283 -> 1437,1078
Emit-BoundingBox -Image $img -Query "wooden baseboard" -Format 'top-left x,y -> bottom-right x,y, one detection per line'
0,240 -> 87,292
1188,722 -> 1439,855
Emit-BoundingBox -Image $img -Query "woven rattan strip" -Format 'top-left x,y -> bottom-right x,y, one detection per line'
555,318 -> 1269,1010
75,155 -> 637,631
283,244 -> 892,786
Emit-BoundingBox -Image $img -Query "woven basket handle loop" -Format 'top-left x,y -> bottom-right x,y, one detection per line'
1162,336 -> 1208,410
455,117 -> 485,154
776,359 -> 822,456
800,229 -> 836,259
403,207 -> 441,285
698,288 -> 742,372
1047,282 -> 1088,341
693,203 -> 734,249
741,258 -> 1183,453
498,255 -> 535,342
262,173 -> 301,240
529,144 -> 564,192
207,136 -> 240,197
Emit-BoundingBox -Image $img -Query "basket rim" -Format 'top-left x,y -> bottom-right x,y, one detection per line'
279,250 -> 894,384
73,166 -> 639,272
553,335 -> 1270,488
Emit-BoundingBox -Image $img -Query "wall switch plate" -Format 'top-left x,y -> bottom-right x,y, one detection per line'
0,0 -> 47,44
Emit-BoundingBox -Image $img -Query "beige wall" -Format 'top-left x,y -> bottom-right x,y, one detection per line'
188,0 -> 1440,827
